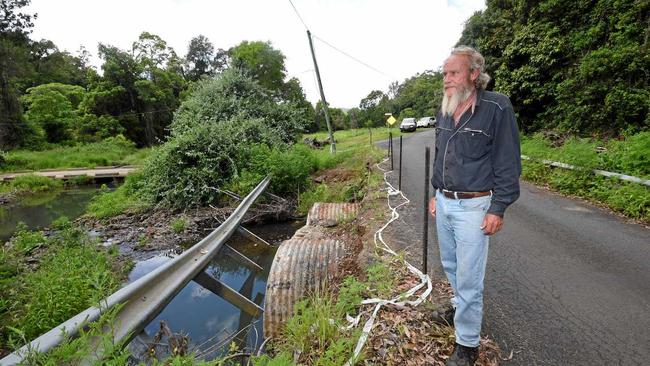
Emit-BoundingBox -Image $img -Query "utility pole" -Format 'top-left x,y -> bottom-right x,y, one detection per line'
307,30 -> 336,154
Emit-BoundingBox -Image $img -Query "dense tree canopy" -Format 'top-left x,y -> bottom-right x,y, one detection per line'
457,0 -> 649,135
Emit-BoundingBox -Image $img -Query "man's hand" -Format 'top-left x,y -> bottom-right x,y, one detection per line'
429,197 -> 436,217
480,213 -> 503,235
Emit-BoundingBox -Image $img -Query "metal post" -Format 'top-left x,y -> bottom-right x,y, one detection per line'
423,147 -> 430,275
398,135 -> 403,191
390,132 -> 394,170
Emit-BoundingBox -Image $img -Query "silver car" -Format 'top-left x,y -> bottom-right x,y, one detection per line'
416,116 -> 437,128
399,118 -> 417,132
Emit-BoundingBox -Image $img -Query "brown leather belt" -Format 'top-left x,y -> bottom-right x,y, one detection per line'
440,189 -> 491,199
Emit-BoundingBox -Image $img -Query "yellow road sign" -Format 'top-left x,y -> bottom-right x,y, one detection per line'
387,116 -> 397,125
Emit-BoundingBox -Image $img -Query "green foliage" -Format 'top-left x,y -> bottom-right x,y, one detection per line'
457,0 -> 649,135
8,174 -> 62,193
171,217 -> 188,234
17,306 -> 131,365
229,41 -> 287,93
141,70 -> 310,208
336,276 -> 365,316
521,132 -> 650,221
170,68 -> 308,142
601,132 -> 650,178
1,225 -> 123,350
9,222 -> 47,255
21,83 -> 84,143
76,114 -> 124,142
280,292 -> 358,366
1,136 -> 140,172
366,260 -> 396,299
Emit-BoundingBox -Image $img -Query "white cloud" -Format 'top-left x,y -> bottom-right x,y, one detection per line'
26,0 -> 485,108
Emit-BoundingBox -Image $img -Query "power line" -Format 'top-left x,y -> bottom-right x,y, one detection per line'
288,0 -> 309,30
311,34 -> 397,80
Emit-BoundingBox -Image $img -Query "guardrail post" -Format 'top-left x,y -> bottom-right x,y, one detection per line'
398,135 -> 403,191
423,147 -> 430,275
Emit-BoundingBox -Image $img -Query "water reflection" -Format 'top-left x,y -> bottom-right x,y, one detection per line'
128,221 -> 302,363
0,187 -> 99,243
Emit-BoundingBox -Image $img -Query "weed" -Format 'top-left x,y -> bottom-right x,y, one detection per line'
336,276 -> 365,316
171,217 -> 188,234
366,259 -> 396,299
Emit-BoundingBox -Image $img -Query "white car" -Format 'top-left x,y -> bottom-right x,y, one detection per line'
399,118 -> 417,132
416,116 -> 437,128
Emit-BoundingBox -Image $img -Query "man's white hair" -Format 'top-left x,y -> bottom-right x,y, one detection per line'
450,46 -> 491,90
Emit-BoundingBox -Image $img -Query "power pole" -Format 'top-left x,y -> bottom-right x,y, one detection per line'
307,30 -> 336,154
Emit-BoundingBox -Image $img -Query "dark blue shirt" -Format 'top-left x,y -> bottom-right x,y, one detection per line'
431,89 -> 521,217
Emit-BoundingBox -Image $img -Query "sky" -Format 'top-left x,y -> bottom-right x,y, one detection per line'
25,0 -> 485,109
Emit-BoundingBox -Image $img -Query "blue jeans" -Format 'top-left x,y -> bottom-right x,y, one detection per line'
435,190 -> 491,347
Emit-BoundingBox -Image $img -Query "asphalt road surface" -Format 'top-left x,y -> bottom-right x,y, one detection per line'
378,129 -> 650,365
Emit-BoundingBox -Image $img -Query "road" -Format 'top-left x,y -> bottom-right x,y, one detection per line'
379,129 -> 650,365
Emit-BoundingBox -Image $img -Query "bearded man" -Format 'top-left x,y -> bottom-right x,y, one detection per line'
429,46 -> 521,366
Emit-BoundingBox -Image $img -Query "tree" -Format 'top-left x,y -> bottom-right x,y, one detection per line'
184,35 -> 216,81
456,0 -> 650,135
21,83 -> 84,143
229,41 -> 287,94
0,0 -> 35,149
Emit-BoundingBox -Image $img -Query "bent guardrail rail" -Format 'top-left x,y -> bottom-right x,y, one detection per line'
521,155 -> 650,187
1,176 -> 271,365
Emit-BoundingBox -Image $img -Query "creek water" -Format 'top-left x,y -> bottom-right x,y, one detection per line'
127,220 -> 303,363
1,185 -> 298,362
0,187 -> 100,243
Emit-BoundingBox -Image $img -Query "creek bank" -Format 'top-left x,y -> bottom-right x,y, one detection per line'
78,199 -> 294,261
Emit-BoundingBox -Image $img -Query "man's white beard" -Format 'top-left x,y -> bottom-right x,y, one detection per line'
442,84 -> 473,117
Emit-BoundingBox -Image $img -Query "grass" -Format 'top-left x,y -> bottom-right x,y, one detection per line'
0,218 -> 126,354
0,137 -> 150,173
86,173 -> 151,219
521,132 -> 650,222
296,128 -> 388,215
1,174 -> 63,195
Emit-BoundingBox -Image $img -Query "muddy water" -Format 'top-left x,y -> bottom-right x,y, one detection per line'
127,220 -> 304,362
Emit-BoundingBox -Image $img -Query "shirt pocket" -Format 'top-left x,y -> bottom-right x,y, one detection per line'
457,130 -> 492,159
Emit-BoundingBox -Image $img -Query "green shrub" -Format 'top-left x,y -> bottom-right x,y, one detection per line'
170,69 -> 309,143
138,69 -> 313,209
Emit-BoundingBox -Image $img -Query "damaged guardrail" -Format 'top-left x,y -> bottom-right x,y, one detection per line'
521,155 -> 650,187
1,176 -> 271,365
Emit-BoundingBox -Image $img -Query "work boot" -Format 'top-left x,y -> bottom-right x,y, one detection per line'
446,343 -> 478,366
431,306 -> 455,326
